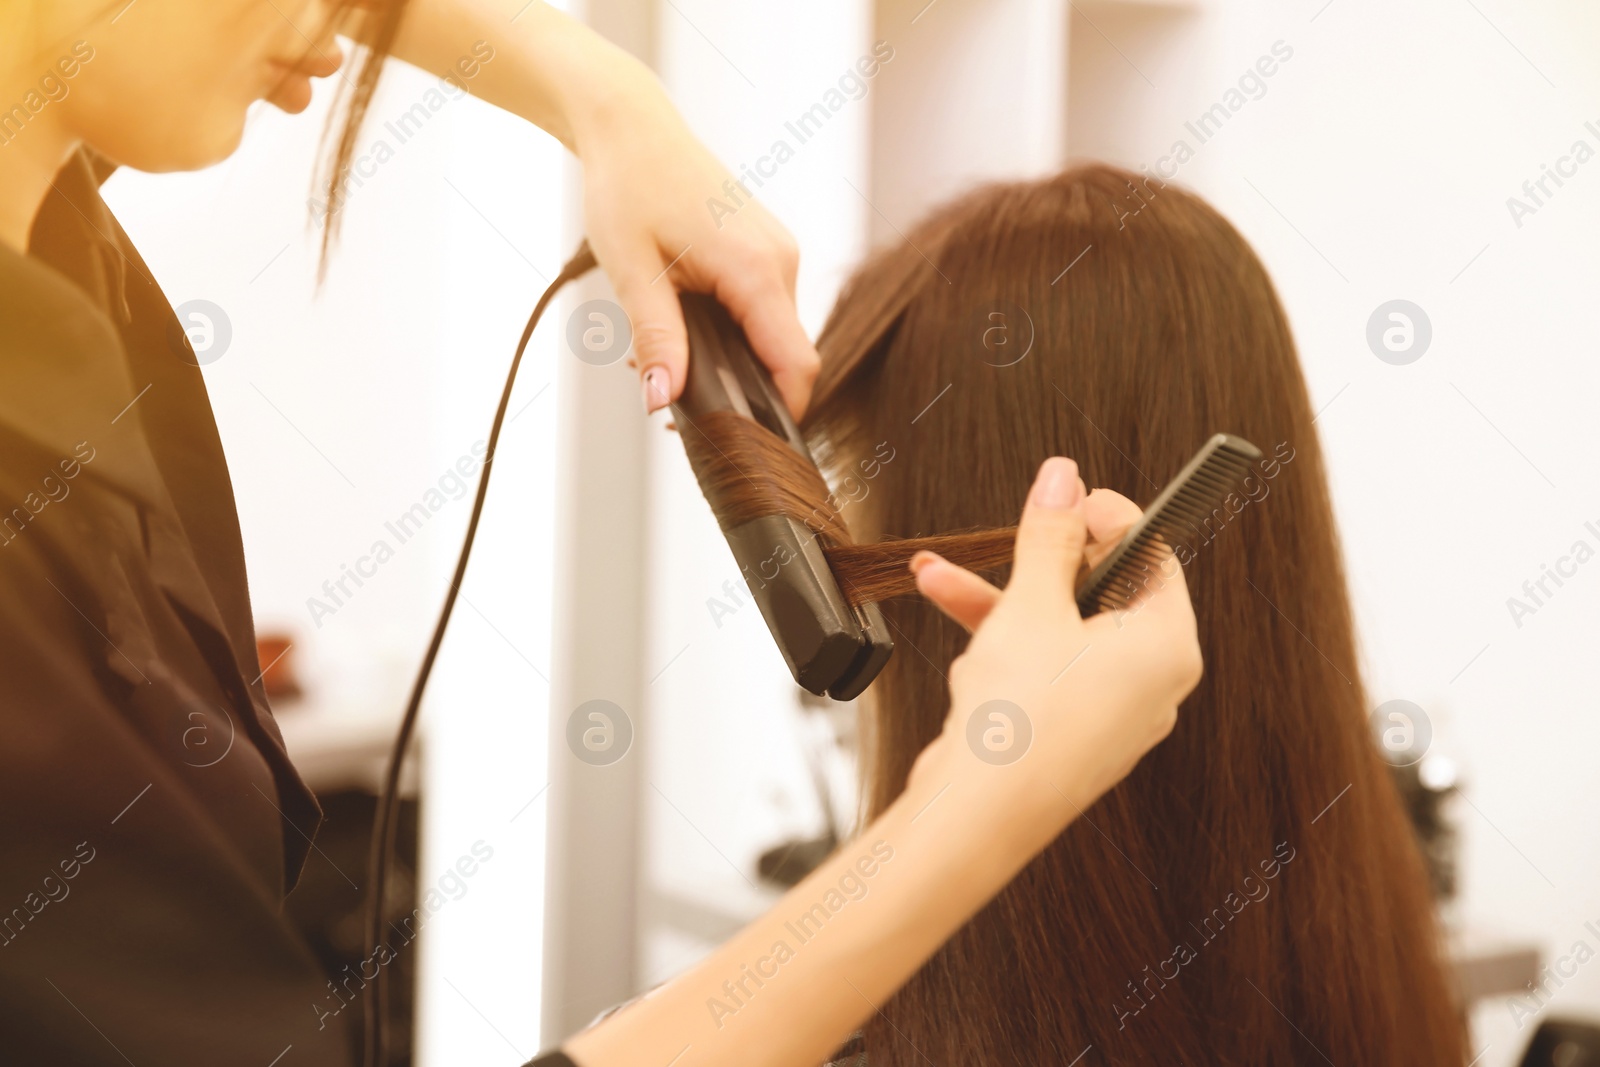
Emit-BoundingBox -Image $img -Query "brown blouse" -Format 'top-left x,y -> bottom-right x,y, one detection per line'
0,151 -> 357,1065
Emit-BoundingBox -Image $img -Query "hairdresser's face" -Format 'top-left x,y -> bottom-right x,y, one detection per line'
24,0 -> 347,172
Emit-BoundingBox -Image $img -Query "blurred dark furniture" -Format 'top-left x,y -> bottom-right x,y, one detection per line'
1520,1020 -> 1600,1067
282,789 -> 420,1067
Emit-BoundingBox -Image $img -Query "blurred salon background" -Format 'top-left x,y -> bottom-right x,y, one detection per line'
102,0 -> 1600,1063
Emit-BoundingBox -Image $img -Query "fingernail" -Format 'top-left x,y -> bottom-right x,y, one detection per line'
642,366 -> 670,414
910,551 -> 940,575
1029,457 -> 1082,509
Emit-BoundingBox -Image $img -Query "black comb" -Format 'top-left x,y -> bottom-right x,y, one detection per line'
1074,433 -> 1263,616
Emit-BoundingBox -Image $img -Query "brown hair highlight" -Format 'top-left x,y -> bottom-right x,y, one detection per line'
678,408 -> 1017,603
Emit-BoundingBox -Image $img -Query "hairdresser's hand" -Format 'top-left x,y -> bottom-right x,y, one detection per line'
386,4 -> 815,415
906,458 -> 1203,848
574,71 -> 819,420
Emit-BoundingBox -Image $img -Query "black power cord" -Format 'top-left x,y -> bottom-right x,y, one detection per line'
362,239 -> 599,1067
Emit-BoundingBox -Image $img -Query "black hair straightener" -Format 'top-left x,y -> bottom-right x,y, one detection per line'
671,293 -> 894,701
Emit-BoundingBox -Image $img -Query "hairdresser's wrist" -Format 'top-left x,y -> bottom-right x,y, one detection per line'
565,63 -> 691,173
538,11 -> 682,162
563,750 -> 1048,1067
897,734 -> 1079,877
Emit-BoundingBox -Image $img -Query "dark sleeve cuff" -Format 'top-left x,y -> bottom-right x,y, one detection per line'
524,1052 -> 580,1067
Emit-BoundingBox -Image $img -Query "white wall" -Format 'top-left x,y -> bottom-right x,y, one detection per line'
1060,1 -> 1600,1061
871,0 -> 1069,244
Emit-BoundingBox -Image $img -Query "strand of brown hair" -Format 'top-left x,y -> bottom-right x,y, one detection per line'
677,409 -> 1018,603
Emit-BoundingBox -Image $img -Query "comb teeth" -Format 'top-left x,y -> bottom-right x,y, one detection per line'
1075,434 -> 1264,616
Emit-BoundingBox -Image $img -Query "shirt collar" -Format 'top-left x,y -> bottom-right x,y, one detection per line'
29,147 -> 133,323
0,148 -> 164,509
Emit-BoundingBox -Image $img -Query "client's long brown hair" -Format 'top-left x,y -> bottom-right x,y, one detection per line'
777,165 -> 1463,1064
